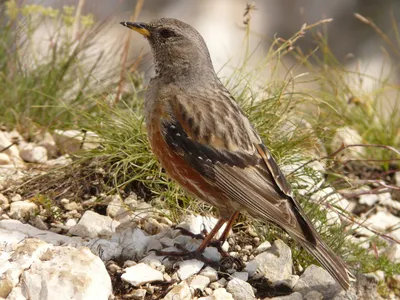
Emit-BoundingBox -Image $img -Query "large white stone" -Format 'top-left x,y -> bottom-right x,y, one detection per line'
213,288 -> 234,299
188,275 -> 210,291
293,265 -> 341,299
0,131 -> 23,166
331,127 -> 365,159
245,239 -> 292,283
226,278 -> 256,300
9,201 -> 38,221
53,130 -> 100,154
200,266 -> 219,282
68,210 -> 119,238
37,132 -> 58,158
366,210 -> 400,241
19,144 -> 48,163
121,263 -> 163,287
178,259 -> 204,280
0,238 -> 112,300
359,194 -> 379,206
0,220 -> 83,247
163,282 -> 192,300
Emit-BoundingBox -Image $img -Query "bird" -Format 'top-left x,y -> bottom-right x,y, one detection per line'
120,18 -> 353,290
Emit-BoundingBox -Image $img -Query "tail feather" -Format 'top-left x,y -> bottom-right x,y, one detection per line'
295,234 -> 355,290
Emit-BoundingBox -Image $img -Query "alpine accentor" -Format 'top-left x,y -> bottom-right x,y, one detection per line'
121,18 -> 353,290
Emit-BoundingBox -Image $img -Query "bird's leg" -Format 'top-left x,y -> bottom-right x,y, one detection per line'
209,211 -> 240,256
155,218 -> 227,260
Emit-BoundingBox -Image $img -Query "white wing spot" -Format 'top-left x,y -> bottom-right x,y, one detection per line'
198,156 -> 203,160
206,159 -> 212,163
170,125 -> 176,129
176,133 -> 181,136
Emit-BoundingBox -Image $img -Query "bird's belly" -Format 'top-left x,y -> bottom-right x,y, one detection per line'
147,124 -> 236,217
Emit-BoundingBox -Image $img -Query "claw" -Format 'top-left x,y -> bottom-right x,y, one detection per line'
174,226 -> 207,240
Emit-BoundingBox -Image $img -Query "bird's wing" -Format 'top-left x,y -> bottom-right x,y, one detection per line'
160,100 -> 316,243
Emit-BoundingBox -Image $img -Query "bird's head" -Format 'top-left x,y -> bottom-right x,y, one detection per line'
120,18 -> 215,79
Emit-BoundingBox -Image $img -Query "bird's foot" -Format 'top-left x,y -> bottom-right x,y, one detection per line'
174,226 -> 229,257
153,246 -> 218,267
174,226 -> 209,240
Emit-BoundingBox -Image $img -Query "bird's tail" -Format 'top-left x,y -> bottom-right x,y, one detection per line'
294,232 -> 355,290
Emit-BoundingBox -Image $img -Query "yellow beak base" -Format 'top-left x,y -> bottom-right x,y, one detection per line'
120,22 -> 151,37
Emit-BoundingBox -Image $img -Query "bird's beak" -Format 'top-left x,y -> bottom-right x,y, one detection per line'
120,21 -> 151,37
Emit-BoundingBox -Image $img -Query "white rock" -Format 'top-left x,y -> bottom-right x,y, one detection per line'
177,215 -> 228,239
305,290 -> 323,299
65,219 -> 77,228
0,238 -> 112,300
311,187 -> 354,212
146,238 -> 163,253
10,194 -> 22,202
231,272 -> 249,282
359,194 -> 379,206
188,275 -> 210,291
63,201 -> 79,211
86,238 -> 121,261
106,195 -> 125,218
53,130 -> 100,154
293,265 -> 341,299
163,282 -> 192,300
19,144 -> 48,163
9,201 -> 38,221
37,132 -> 58,158
159,236 -> 175,247
377,192 -> 391,204
0,193 -> 9,209
331,127 -> 365,159
203,246 -> 222,262
226,278 -> 256,300
131,289 -> 146,299
366,210 -> 400,241
112,224 -> 150,260
0,153 -> 11,165
377,193 -> 400,210
143,217 -> 163,235
267,292 -> 303,299
0,131 -> 23,166
0,228 -> 27,252
255,240 -> 271,253
385,243 -> 400,263
68,210 -> 119,238
121,263 -> 163,287
213,288 -> 234,300
178,259 -> 204,280
281,161 -> 324,196
245,239 -> 292,283
200,266 -> 219,282
0,219 -> 82,247
45,155 -> 72,166
274,274 -> 299,289
325,209 -> 341,227
395,172 -> 400,187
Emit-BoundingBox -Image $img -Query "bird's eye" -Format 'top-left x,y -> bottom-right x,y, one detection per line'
159,29 -> 176,39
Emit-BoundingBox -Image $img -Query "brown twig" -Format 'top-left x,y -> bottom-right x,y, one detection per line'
0,142 -> 17,153
336,208 -> 400,244
354,13 -> 400,58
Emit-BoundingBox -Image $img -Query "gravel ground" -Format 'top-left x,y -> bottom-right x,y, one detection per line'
0,128 -> 399,299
